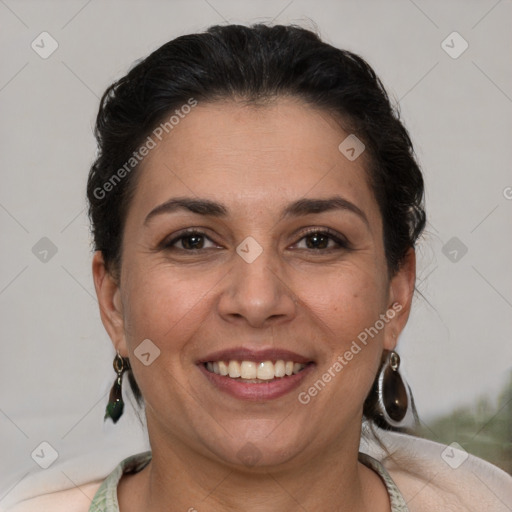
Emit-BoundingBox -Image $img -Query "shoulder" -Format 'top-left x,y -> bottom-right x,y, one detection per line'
5,480 -> 103,512
4,451 -> 151,512
372,430 -> 512,512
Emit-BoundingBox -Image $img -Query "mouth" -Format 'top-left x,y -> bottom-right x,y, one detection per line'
203,359 -> 309,381
197,348 -> 315,401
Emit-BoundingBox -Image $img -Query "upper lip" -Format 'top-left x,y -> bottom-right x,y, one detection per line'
197,347 -> 314,365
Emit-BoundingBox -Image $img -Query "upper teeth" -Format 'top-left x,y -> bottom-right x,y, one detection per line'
205,360 -> 306,380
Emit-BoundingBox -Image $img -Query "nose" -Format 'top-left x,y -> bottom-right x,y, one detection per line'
217,241 -> 297,328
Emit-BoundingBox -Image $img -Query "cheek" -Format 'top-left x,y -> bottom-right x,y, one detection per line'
121,259 -> 221,350
119,261 -> 221,415
304,263 -> 388,343
301,263 -> 388,402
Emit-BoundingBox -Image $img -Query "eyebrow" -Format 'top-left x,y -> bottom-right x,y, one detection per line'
144,195 -> 369,227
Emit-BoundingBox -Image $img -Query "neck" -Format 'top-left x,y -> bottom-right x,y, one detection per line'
121,417 -> 390,512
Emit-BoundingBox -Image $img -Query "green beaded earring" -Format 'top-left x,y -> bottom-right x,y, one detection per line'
104,351 -> 131,424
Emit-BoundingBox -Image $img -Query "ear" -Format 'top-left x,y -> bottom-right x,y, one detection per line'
383,247 -> 416,351
91,251 -> 128,356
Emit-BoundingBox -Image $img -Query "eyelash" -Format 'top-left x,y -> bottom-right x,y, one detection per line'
161,227 -> 350,252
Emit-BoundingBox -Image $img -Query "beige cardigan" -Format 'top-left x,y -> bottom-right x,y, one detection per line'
4,430 -> 512,511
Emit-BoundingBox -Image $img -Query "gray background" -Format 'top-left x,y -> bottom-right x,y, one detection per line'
1,0 -> 511,508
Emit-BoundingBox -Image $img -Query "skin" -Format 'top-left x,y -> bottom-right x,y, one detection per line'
92,97 -> 416,512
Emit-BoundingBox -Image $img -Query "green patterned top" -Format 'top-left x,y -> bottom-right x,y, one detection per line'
88,450 -> 409,511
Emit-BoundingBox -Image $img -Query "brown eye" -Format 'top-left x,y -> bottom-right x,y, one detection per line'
294,229 -> 349,251
304,232 -> 330,249
180,234 -> 205,250
162,229 -> 217,251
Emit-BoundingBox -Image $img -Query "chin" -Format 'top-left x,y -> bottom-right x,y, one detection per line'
199,420 -> 308,470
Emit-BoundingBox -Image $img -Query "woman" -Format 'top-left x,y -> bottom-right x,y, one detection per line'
9,23 -> 511,512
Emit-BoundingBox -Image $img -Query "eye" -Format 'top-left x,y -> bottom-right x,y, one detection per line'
162,229 -> 218,251
293,228 -> 350,251
160,227 -> 350,253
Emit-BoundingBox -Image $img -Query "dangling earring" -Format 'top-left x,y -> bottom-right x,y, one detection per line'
375,350 -> 418,429
104,351 -> 131,424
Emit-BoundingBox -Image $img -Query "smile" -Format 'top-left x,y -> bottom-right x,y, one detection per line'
204,360 -> 308,381
197,347 -> 315,400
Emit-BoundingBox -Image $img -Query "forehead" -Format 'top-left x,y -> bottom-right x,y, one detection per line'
127,98 -> 380,226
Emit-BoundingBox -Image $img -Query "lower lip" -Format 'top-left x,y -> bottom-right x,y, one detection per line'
198,363 -> 315,401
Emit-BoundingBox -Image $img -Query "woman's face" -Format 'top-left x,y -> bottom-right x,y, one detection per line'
94,97 -> 414,469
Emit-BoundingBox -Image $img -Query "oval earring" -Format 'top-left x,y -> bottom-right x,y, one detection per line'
104,350 -> 131,424
375,350 -> 418,430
